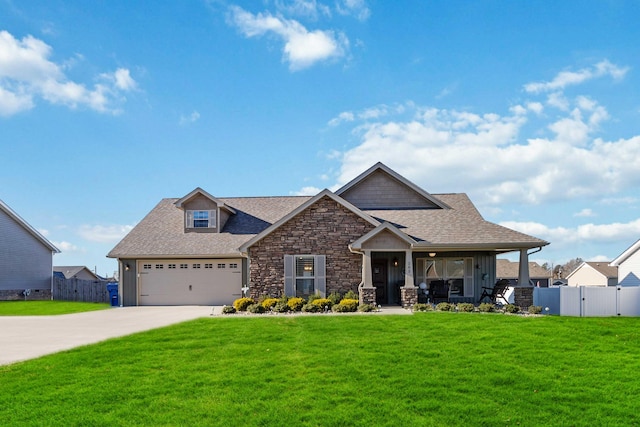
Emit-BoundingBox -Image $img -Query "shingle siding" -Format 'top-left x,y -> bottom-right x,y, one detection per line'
0,208 -> 53,294
248,196 -> 375,298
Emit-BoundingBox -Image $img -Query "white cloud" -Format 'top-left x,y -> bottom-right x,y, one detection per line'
336,0 -> 370,21
275,0 -> 331,19
574,208 -> 595,218
179,110 -> 201,125
228,5 -> 348,71
52,241 -> 79,252
524,60 -> 628,94
0,30 -> 136,116
77,224 -> 134,243
291,186 -> 322,196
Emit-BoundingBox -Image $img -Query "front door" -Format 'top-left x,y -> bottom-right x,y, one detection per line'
372,260 -> 387,305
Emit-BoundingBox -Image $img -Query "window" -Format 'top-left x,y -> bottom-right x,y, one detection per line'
284,255 -> 326,298
416,257 -> 474,298
168,264 -> 176,269
217,263 -> 225,269
205,263 -> 213,269
180,264 -> 188,269
186,210 -> 216,229
155,264 -> 164,269
143,264 -> 152,270
193,263 -> 201,269
229,263 -> 238,269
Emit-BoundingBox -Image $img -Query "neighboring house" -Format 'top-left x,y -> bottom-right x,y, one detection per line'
496,259 -> 552,287
610,239 -> 640,287
54,266 -> 101,281
108,163 -> 549,307
0,199 -> 60,300
566,262 -> 618,287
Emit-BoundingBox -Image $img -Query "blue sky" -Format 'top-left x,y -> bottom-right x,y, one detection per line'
2,0 -> 639,278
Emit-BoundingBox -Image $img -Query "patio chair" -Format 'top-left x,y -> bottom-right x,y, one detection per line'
429,280 -> 449,303
478,279 -> 510,304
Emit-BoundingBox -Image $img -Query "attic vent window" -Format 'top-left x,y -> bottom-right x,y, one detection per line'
186,210 -> 216,229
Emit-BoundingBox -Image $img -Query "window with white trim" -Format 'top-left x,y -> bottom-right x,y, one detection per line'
415,257 -> 474,298
284,255 -> 326,298
186,210 -> 216,229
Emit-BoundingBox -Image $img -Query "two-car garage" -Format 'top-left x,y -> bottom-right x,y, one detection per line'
136,259 -> 242,305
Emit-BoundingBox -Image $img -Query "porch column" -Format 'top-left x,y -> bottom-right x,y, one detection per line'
404,250 -> 414,287
362,250 -> 373,288
518,249 -> 530,286
515,249 -> 534,308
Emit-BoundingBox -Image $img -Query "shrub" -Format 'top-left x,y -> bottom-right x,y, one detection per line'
261,298 -> 279,310
328,292 -> 342,305
307,292 -> 322,303
358,303 -> 377,312
528,305 -> 543,314
287,297 -> 305,312
247,303 -> 265,314
272,301 -> 290,313
343,290 -> 359,301
457,303 -> 475,312
504,304 -> 520,314
310,298 -> 333,310
302,303 -> 321,313
412,303 -> 433,312
332,298 -> 358,313
233,297 -> 255,312
436,302 -> 453,311
221,305 -> 236,314
478,303 -> 495,313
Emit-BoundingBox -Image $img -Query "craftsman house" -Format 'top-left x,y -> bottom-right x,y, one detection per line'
108,163 -> 549,307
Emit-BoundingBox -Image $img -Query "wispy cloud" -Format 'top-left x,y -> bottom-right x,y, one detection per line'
227,5 -> 348,71
77,224 -> 134,243
179,110 -> 201,125
523,60 -> 628,94
0,30 -> 137,117
574,208 -> 595,218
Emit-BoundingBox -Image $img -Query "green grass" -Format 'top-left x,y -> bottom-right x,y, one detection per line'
0,300 -> 110,315
1,313 -> 639,426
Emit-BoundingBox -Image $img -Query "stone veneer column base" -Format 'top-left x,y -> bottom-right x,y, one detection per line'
359,287 -> 376,306
514,287 -> 533,308
400,287 -> 418,308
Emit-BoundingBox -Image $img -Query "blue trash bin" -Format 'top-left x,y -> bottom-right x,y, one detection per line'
106,283 -> 119,307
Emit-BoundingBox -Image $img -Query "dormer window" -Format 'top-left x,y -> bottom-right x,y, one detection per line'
186,210 -> 216,229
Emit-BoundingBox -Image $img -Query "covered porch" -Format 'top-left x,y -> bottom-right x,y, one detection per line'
350,223 -> 542,308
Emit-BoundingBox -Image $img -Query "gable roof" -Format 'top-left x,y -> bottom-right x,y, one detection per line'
0,199 -> 60,253
496,259 -> 551,279
349,222 -> 417,250
108,196 -> 310,258
610,238 -> 640,267
54,266 -> 100,280
239,189 -> 380,252
566,261 -> 618,280
174,187 -> 236,214
336,162 -> 451,209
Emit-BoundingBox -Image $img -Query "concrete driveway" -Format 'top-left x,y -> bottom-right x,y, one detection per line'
0,306 -> 215,366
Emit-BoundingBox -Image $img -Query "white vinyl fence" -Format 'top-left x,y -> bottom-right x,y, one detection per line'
534,286 -> 640,317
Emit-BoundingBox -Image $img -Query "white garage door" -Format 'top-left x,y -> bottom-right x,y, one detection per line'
137,259 -> 242,305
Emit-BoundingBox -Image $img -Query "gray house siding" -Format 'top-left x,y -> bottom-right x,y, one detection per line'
120,259 -> 138,306
0,207 -> 54,297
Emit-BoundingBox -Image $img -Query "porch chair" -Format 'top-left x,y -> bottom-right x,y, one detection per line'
478,279 -> 510,304
429,280 -> 450,303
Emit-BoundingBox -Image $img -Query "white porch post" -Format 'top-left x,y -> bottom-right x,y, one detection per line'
404,249 -> 414,287
362,249 -> 373,288
518,249 -> 530,286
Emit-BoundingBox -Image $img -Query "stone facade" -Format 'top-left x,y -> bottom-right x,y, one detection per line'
400,287 -> 418,308
514,287 -> 533,308
0,289 -> 52,301
359,287 -> 376,306
248,196 -> 375,299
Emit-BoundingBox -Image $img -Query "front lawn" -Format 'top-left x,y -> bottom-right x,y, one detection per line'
1,314 -> 639,426
0,300 -> 110,316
